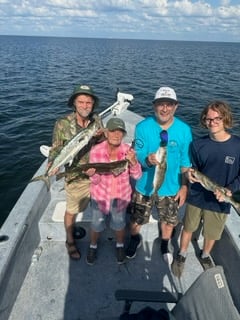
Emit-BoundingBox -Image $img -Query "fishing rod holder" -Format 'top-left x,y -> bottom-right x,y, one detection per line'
99,92 -> 134,117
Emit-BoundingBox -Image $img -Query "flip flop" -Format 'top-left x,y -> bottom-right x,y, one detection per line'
65,241 -> 81,260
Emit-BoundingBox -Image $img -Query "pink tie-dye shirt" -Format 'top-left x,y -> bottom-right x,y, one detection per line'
90,140 -> 142,214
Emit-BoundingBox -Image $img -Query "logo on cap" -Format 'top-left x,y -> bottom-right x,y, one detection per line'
80,85 -> 90,90
153,87 -> 177,103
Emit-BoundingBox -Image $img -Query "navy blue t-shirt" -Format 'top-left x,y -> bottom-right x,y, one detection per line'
187,134 -> 240,213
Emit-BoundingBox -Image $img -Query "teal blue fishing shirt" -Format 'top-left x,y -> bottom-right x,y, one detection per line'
135,115 -> 192,196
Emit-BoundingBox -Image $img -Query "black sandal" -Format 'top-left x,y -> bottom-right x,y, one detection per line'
65,241 -> 81,260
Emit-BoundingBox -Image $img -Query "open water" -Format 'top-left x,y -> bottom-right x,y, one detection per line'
1,35 -> 240,226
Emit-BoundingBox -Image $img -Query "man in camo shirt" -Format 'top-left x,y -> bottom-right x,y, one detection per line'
49,84 -> 103,260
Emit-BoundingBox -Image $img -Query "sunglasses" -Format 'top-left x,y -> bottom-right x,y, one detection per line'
160,130 -> 168,147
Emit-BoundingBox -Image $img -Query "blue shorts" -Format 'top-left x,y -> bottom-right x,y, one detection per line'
90,199 -> 126,232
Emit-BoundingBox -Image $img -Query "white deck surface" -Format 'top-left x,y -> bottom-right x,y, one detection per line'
8,219 -> 203,320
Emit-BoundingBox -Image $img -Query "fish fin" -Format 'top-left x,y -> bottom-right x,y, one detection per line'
30,175 -> 50,191
112,167 -> 126,176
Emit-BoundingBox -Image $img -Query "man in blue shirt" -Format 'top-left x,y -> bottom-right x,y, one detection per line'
126,87 -> 192,264
172,100 -> 240,277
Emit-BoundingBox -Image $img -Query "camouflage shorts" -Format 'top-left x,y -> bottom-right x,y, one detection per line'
130,190 -> 179,225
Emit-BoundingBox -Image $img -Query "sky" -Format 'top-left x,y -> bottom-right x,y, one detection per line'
0,0 -> 240,42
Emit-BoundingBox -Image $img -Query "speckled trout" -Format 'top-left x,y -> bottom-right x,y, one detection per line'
191,168 -> 240,216
30,114 -> 103,189
152,130 -> 168,197
152,145 -> 167,197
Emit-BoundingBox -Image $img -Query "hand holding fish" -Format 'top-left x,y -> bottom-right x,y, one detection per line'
188,168 -> 240,216
147,153 -> 159,166
125,148 -> 137,166
214,188 -> 232,202
30,115 -> 103,189
84,168 -> 96,177
189,168 -> 232,201
187,168 -> 201,184
47,162 -> 59,176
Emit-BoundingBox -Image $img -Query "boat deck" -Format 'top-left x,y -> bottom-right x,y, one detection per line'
8,213 -> 203,320
7,173 -> 204,320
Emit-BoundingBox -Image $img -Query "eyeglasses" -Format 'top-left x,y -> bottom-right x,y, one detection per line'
160,130 -> 168,147
204,117 -> 223,125
155,102 -> 175,109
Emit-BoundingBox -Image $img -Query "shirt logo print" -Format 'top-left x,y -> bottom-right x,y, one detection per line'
225,156 -> 235,165
169,140 -> 177,147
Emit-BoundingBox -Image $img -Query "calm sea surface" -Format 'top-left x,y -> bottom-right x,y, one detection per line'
1,35 -> 240,226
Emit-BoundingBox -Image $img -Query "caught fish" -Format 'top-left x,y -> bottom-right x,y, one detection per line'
191,168 -> 240,216
30,114 -> 103,189
152,145 -> 167,196
56,160 -> 129,181
152,130 -> 168,197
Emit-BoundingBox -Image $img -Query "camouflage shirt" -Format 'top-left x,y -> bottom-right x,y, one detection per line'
49,112 -> 104,183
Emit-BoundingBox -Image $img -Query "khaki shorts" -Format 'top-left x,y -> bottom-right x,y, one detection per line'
65,179 -> 90,215
130,191 -> 179,225
183,203 -> 228,240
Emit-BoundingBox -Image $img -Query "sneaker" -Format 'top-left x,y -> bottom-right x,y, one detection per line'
116,247 -> 126,264
171,253 -> 186,278
125,234 -> 142,259
199,254 -> 214,270
86,247 -> 97,265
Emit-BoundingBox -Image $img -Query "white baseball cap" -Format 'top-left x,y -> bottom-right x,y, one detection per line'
153,87 -> 178,104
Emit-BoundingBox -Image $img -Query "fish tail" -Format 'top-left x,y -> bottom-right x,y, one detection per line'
30,175 -> 50,191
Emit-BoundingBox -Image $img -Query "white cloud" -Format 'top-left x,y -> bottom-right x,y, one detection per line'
173,0 -> 212,16
217,5 -> 240,18
220,0 -> 230,5
0,0 -> 240,41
